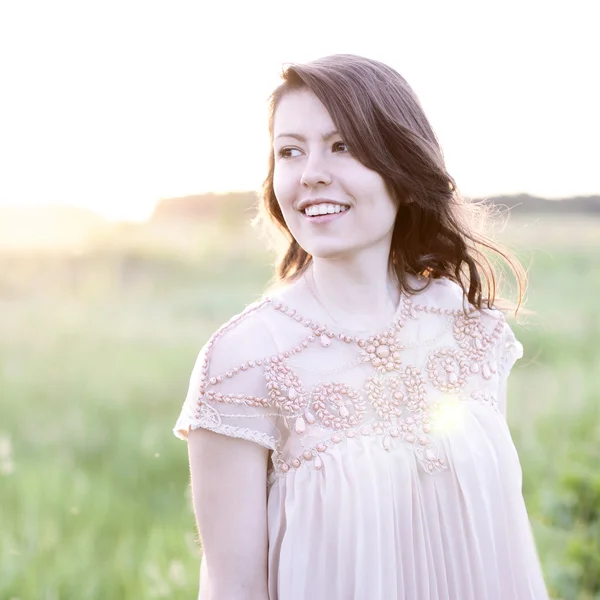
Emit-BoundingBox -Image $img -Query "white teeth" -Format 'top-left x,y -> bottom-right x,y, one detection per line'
304,203 -> 349,217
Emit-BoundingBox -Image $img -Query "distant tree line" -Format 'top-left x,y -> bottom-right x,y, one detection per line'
150,192 -> 600,224
481,193 -> 600,214
151,192 -> 259,224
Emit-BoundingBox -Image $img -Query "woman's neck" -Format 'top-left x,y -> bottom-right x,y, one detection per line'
306,253 -> 400,327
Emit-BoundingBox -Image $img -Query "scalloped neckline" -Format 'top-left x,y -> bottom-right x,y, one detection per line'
263,291 -> 409,341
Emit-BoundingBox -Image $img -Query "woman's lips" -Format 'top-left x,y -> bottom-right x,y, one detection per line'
303,209 -> 350,224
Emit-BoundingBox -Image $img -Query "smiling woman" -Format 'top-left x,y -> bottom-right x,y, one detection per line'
173,54 -> 549,600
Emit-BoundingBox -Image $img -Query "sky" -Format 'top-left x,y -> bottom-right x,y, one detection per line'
0,0 -> 598,221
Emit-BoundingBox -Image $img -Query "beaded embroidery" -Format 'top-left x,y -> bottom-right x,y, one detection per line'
182,284 -> 518,477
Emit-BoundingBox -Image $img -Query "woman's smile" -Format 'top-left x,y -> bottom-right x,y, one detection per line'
303,202 -> 351,224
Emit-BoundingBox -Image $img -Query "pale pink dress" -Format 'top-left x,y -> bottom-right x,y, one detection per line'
174,276 -> 549,599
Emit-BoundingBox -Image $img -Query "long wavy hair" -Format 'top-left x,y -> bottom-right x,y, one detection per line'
256,54 -> 526,312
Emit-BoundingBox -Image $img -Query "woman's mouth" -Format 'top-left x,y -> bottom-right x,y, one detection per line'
303,203 -> 350,223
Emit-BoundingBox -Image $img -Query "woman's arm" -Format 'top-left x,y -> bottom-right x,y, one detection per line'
187,427 -> 270,600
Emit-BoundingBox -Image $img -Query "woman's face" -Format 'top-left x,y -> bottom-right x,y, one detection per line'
272,89 -> 399,261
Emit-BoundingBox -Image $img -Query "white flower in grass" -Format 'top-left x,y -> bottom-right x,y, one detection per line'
168,560 -> 186,587
0,434 -> 14,475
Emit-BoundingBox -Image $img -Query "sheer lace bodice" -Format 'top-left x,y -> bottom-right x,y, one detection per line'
175,276 -> 520,479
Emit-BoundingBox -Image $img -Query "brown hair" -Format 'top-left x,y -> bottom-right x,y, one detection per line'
257,54 -> 526,312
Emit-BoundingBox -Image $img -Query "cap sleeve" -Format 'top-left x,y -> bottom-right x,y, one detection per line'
498,319 -> 524,378
494,318 -> 523,419
173,305 -> 283,451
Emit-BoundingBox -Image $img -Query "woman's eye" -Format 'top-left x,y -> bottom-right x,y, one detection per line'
276,143 -> 348,158
277,147 -> 301,158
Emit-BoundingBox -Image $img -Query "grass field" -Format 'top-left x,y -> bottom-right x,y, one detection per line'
0,213 -> 598,599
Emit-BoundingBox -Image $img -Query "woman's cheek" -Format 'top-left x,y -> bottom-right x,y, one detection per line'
272,165 -> 286,196
273,170 -> 296,212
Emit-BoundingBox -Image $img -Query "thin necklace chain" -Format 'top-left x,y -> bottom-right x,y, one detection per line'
303,269 -> 400,334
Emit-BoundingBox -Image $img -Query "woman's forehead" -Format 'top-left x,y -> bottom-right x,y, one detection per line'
273,90 -> 336,138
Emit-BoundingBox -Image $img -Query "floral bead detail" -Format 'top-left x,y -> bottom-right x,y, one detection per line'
453,312 -> 503,375
366,376 -> 402,421
311,382 -> 366,429
365,367 -> 426,422
426,348 -> 470,392
413,441 -> 446,473
398,366 -> 427,412
264,358 -> 309,414
360,330 -> 404,373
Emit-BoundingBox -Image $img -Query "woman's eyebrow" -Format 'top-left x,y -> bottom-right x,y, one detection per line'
274,129 -> 340,142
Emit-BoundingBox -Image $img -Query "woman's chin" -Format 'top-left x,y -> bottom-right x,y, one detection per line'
302,242 -> 357,261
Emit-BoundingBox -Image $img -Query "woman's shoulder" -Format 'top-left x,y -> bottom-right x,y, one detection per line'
408,276 -> 469,312
408,276 -> 521,373
199,298 -> 281,371
409,275 -> 505,321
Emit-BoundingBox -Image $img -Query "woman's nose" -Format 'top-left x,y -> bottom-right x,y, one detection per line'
300,153 -> 332,188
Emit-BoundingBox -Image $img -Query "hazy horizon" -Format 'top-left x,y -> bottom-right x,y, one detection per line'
2,189 -> 600,224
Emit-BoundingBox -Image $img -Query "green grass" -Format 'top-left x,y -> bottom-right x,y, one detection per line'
0,215 -> 598,599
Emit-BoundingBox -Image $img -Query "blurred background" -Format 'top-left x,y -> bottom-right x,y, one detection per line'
0,1 -> 598,599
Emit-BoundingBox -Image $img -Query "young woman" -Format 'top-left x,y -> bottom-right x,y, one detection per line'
174,54 -> 549,600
